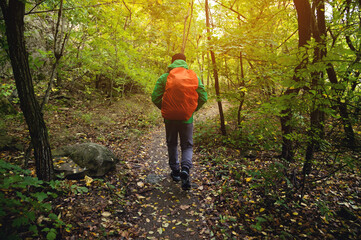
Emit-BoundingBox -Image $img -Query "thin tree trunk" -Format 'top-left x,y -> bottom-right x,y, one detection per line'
206,51 -> 210,86
205,0 -> 226,135
0,0 -> 54,181
181,0 -> 194,53
196,36 -> 204,84
197,52 -> 204,84
326,64 -> 356,148
122,0 -> 132,30
41,0 -> 69,111
237,51 -> 245,128
280,0 -> 312,161
304,0 -> 327,174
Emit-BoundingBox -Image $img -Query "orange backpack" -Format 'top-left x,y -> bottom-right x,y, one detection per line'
161,67 -> 199,121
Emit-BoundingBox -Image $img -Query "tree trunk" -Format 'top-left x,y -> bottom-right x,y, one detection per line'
205,0 -> 226,135
181,0 -> 194,53
206,51 -> 210,86
304,0 -> 327,173
0,0 -> 54,181
326,64 -> 356,148
237,51 -> 245,128
280,0 -> 312,161
321,0 -> 357,148
41,0 -> 69,111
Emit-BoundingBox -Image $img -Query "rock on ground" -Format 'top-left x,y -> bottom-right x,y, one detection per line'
53,142 -> 118,178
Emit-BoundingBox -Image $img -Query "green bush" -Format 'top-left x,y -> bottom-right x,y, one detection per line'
0,159 -> 79,239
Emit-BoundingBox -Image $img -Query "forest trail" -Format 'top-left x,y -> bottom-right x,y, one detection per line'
132,125 -> 210,239
129,101 -> 225,239
127,99 -> 233,239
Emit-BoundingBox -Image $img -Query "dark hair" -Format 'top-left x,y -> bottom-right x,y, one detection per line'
171,53 -> 186,63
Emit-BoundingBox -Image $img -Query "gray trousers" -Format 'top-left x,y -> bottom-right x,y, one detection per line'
165,122 -> 193,172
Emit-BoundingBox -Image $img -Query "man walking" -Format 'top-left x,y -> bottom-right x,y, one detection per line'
152,53 -> 207,190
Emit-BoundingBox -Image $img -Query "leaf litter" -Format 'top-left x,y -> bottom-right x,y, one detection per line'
3,95 -> 360,239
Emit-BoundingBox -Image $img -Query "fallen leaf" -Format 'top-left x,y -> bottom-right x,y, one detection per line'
101,211 -> 111,217
136,194 -> 146,199
85,175 -> 93,186
180,205 -> 190,210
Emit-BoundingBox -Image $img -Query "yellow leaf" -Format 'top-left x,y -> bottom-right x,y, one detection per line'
321,216 -> 328,223
85,175 -> 93,186
101,211 -> 111,217
292,212 -> 298,216
136,194 -> 146,199
246,177 -> 252,182
260,208 -> 265,213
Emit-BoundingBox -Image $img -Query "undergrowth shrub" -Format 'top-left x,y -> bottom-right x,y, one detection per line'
195,105 -> 282,153
0,159 -> 87,240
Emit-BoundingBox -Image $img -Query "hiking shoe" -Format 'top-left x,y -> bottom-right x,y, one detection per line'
171,170 -> 181,182
180,169 -> 191,190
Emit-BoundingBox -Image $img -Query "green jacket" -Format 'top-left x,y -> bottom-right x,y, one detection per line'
151,60 -> 208,123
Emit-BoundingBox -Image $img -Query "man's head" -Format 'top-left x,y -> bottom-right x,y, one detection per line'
172,53 -> 186,63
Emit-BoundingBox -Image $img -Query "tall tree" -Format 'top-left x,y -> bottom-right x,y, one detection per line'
325,0 -> 358,148
181,0 -> 194,53
205,0 -> 226,135
41,0 -> 70,110
237,51 -> 246,128
280,0 -> 312,161
0,0 -> 54,181
304,0 -> 327,173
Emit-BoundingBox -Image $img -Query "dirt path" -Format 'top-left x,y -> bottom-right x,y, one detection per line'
131,125 -> 209,239
130,104 -> 222,239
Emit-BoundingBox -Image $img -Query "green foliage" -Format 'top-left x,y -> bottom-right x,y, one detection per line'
250,216 -> 267,231
316,200 -> 333,222
0,160 -> 88,239
0,82 -> 16,98
80,112 -> 93,125
28,49 -> 52,74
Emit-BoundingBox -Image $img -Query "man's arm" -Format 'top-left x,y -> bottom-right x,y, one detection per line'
196,78 -> 207,111
151,73 -> 168,109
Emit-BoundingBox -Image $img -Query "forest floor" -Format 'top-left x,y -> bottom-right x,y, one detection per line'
2,93 -> 361,239
2,94 -> 221,239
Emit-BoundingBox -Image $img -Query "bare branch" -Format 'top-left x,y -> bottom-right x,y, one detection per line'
214,0 -> 247,22
25,1 -> 121,15
27,0 -> 48,15
277,29 -> 298,49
